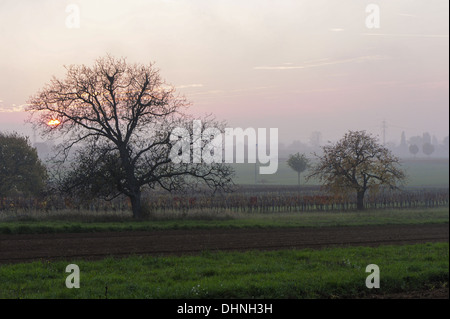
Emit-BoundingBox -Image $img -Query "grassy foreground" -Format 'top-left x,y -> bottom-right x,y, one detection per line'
0,243 -> 447,299
0,207 -> 448,234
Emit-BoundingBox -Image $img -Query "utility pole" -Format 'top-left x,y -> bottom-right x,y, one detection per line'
382,120 -> 387,146
32,126 -> 37,147
255,143 -> 258,184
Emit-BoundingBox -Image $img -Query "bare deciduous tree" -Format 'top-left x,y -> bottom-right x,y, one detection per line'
307,130 -> 406,210
27,55 -> 234,218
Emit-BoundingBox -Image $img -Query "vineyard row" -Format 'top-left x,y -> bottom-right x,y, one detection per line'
1,189 -> 448,213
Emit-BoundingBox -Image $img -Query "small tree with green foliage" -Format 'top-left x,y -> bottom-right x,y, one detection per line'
287,153 -> 310,186
422,142 -> 435,157
409,144 -> 419,157
0,132 -> 47,197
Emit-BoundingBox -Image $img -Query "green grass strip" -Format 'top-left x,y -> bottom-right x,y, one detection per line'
0,243 -> 448,299
0,207 -> 448,234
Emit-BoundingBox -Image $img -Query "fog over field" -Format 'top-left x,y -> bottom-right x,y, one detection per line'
0,0 -> 448,150
0,2 -> 449,304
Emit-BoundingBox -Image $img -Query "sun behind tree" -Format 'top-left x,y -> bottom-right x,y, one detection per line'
26,55 -> 234,219
307,130 -> 406,210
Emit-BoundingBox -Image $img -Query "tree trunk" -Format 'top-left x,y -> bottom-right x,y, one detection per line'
130,190 -> 142,219
298,172 -> 301,186
356,190 -> 365,210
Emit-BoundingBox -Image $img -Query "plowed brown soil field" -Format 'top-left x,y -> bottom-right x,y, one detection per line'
1,223 -> 448,264
1,223 -> 448,299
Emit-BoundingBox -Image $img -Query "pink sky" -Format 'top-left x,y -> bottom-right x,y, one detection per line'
0,0 -> 448,145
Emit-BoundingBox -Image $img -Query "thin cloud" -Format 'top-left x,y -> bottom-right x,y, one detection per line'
303,58 -> 330,64
189,86 -> 277,97
363,33 -> 448,38
291,88 -> 339,94
188,90 -> 223,97
330,28 -> 345,32
253,55 -> 388,70
188,86 -> 280,101
399,81 -> 449,90
0,103 -> 28,113
176,84 -> 204,89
